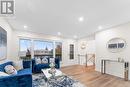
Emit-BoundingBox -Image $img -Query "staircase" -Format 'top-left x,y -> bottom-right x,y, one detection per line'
86,54 -> 95,67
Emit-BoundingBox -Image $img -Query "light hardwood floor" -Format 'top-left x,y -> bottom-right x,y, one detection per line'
61,65 -> 130,87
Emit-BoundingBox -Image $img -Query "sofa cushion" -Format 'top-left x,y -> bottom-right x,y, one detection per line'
36,64 -> 50,68
35,58 -> 41,64
0,62 -> 13,72
34,64 -> 50,72
49,58 -> 55,63
41,57 -> 48,64
0,71 -> 9,77
18,68 -> 32,75
13,61 -> 23,71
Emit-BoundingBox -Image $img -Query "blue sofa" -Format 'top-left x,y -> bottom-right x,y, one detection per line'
0,61 -> 32,87
32,57 -> 60,73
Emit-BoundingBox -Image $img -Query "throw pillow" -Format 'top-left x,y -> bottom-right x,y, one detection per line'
50,58 -> 55,63
35,58 -> 41,64
4,65 -> 17,75
13,61 -> 23,71
0,71 -> 9,77
41,58 -> 48,64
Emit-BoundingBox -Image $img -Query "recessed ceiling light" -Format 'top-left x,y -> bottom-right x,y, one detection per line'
24,25 -> 28,29
57,32 -> 61,36
74,35 -> 78,39
78,16 -> 84,22
98,26 -> 103,30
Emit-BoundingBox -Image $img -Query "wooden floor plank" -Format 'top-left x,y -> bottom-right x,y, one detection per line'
61,65 -> 130,87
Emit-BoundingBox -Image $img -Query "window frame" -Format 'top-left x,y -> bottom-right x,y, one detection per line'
19,38 -> 32,58
19,38 -> 62,60
69,44 -> 74,59
55,42 -> 62,61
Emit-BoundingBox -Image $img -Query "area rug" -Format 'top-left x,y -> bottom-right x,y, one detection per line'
33,73 -> 86,87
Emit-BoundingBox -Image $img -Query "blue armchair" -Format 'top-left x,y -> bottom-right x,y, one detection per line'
32,57 -> 60,73
0,61 -> 32,87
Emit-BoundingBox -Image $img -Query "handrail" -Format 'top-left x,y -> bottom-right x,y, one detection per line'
78,54 -> 86,56
86,54 -> 95,66
78,54 -> 95,67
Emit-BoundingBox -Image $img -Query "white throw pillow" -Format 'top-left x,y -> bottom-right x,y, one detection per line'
35,58 -> 41,64
4,65 -> 17,75
50,58 -> 55,63
0,71 -> 9,77
13,61 -> 23,71
41,58 -> 48,64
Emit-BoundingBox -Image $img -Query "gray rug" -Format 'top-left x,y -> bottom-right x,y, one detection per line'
33,73 -> 86,87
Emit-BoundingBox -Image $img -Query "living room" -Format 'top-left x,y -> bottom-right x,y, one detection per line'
0,0 -> 130,87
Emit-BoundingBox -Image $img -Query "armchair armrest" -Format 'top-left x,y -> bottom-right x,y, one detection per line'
0,74 -> 32,87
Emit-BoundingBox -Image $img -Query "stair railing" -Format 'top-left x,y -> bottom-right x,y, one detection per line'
78,54 -> 95,67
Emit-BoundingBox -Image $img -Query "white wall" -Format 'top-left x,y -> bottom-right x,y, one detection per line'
0,18 -> 13,64
77,35 -> 95,65
95,22 -> 130,80
62,39 -> 78,66
11,30 -> 78,67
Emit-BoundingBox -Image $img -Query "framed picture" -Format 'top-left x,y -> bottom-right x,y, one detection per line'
0,26 -> 7,60
107,38 -> 126,53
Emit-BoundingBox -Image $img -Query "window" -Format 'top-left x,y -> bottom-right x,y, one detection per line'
55,42 -> 62,60
19,39 -> 62,60
19,39 -> 31,59
70,44 -> 74,59
34,40 -> 53,57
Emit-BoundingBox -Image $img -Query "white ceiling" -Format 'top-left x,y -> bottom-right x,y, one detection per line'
7,0 -> 130,39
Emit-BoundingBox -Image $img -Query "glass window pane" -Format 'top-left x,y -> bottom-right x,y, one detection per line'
70,44 -> 74,59
19,39 -> 31,58
34,40 -> 53,57
55,42 -> 62,61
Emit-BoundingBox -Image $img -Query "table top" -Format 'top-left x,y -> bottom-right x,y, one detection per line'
42,68 -> 63,78
102,59 -> 129,63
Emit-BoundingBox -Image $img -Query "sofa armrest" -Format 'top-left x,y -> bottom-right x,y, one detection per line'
0,74 -> 32,87
32,59 -> 36,73
55,58 -> 60,69
23,60 -> 32,69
